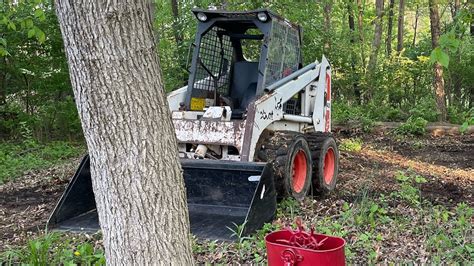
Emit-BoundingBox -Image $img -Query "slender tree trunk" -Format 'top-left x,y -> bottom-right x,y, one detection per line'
356,0 -> 366,68
412,5 -> 420,46
55,0 -> 193,264
323,0 -> 332,55
397,0 -> 405,52
429,0 -> 447,121
348,1 -> 361,104
0,57 -> 6,105
368,0 -> 384,72
386,0 -> 395,56
452,0 -> 462,104
170,0 -> 183,46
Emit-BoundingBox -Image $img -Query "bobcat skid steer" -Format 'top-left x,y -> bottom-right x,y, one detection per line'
48,9 -> 339,240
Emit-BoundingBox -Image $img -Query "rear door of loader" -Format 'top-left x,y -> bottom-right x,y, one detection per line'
48,156 -> 276,240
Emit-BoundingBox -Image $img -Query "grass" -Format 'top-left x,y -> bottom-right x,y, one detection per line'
339,138 -> 363,152
1,144 -> 472,264
1,232 -> 105,266
0,140 -> 84,183
2,176 -> 472,264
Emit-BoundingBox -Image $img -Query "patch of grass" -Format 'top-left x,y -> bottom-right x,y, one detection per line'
390,171 -> 427,206
4,170 -> 472,264
339,138 -> 363,152
1,232 -> 104,265
0,140 -> 84,183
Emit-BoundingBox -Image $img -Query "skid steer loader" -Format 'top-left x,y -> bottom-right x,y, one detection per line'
48,9 -> 339,240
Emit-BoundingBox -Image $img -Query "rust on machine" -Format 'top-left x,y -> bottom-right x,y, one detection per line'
173,119 -> 246,151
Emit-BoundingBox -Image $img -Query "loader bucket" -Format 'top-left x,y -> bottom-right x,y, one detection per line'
48,155 -> 277,240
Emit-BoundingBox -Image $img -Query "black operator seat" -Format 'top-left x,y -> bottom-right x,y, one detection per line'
230,61 -> 258,111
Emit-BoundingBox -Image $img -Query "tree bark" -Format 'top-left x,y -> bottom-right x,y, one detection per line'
429,0 -> 447,121
386,0 -> 395,55
348,1 -> 361,104
170,0 -> 183,46
323,0 -> 332,54
412,4 -> 420,46
0,57 -> 6,105
55,0 -> 193,264
368,0 -> 384,72
356,0 -> 366,68
397,0 -> 405,52
451,0 -> 462,104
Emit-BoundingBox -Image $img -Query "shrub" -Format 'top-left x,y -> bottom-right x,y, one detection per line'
339,138 -> 363,152
394,116 -> 428,136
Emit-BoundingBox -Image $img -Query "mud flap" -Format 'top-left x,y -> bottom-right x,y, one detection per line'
47,155 -> 277,240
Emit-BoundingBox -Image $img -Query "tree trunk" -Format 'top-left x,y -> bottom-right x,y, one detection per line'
429,0 -> 447,121
452,0 -> 462,104
412,4 -> 420,46
348,1 -> 361,104
323,0 -> 332,54
0,57 -> 6,105
397,0 -> 405,52
55,1 -> 193,264
386,0 -> 395,56
368,0 -> 384,72
170,0 -> 183,46
356,0 -> 366,68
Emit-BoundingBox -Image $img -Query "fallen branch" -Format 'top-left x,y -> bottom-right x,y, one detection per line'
334,122 -> 474,136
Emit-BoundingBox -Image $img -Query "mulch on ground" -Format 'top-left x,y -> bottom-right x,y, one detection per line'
1,133 -> 472,262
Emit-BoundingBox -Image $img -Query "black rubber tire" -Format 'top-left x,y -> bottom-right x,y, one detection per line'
309,135 -> 339,194
256,131 -> 312,201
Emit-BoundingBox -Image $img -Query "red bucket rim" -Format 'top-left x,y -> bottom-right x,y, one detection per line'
265,230 -> 346,253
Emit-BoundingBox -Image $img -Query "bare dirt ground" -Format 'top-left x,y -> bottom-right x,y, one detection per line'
0,158 -> 79,251
1,133 -> 473,263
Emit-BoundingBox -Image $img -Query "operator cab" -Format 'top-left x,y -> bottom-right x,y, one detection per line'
184,9 -> 303,118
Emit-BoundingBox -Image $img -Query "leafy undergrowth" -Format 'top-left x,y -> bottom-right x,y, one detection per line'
1,232 -> 104,265
0,140 -> 85,183
2,173 -> 472,265
193,173 -> 473,264
1,134 -> 472,264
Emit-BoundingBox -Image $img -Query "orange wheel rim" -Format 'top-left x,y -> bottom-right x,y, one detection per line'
323,148 -> 335,184
292,150 -> 307,193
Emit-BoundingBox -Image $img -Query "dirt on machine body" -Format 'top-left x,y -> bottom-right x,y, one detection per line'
48,9 -> 340,240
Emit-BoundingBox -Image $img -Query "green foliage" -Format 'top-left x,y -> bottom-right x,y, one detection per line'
430,47 -> 450,67
430,32 -> 461,68
1,232 -> 105,265
391,171 -> 427,206
0,140 -> 84,183
276,197 -> 301,220
394,116 -> 428,136
339,138 -> 363,152
425,203 -> 474,262
1,0 -> 472,144
457,108 -> 473,134
332,102 -> 375,132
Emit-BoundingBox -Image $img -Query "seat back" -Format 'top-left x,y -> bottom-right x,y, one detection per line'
230,62 -> 258,109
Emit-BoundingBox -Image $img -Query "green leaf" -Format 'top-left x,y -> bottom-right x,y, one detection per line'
439,32 -> 460,51
25,18 -> 34,29
7,22 -> 16,31
414,175 -> 427,184
28,28 -> 36,38
430,47 -> 449,68
0,16 -> 8,25
460,121 -> 469,134
34,9 -> 44,18
35,29 -> 46,43
0,38 -> 6,47
0,47 -> 9,56
370,204 -> 379,213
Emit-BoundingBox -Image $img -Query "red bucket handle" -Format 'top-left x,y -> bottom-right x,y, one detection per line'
281,248 -> 303,266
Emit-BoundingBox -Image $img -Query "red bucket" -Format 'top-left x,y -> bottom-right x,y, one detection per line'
265,230 -> 346,266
